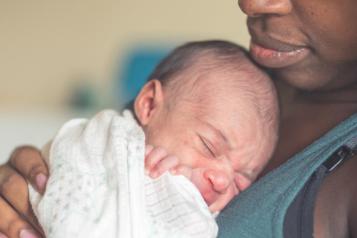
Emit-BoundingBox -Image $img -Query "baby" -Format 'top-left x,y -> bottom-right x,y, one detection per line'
30,40 -> 279,238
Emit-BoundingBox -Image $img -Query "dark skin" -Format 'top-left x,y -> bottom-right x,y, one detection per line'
0,0 -> 357,237
239,0 -> 357,237
269,81 -> 357,238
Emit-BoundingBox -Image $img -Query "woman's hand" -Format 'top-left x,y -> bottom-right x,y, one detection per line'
0,146 -> 49,238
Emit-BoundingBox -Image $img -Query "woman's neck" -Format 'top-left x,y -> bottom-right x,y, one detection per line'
261,79 -> 357,176
275,77 -> 357,114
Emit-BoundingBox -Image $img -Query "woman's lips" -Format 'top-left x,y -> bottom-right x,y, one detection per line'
250,41 -> 310,68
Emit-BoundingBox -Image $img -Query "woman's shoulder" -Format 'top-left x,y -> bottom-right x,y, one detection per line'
314,153 -> 357,238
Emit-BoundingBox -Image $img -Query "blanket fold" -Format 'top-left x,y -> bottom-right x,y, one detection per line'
30,110 -> 217,238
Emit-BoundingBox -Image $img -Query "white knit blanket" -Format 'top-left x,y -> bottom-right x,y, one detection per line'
29,110 -> 217,238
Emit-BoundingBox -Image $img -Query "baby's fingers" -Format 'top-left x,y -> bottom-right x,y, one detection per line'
145,147 -> 168,173
145,145 -> 154,156
170,165 -> 192,179
150,155 -> 179,178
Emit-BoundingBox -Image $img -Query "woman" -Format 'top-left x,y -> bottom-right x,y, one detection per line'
0,0 -> 356,237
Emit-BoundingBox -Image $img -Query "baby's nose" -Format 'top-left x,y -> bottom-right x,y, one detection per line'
204,169 -> 231,194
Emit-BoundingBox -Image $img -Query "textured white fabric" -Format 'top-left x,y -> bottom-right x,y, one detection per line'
29,110 -> 217,238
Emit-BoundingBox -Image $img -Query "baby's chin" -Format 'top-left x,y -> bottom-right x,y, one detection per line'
204,183 -> 239,212
207,190 -> 237,213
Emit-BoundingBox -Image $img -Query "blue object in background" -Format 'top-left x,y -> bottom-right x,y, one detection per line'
118,47 -> 170,106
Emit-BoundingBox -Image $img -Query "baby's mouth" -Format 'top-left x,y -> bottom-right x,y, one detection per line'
199,186 -> 219,206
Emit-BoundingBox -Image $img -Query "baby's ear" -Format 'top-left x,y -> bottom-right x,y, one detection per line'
134,79 -> 164,126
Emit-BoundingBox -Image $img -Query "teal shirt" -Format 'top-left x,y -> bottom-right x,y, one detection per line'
217,113 -> 357,238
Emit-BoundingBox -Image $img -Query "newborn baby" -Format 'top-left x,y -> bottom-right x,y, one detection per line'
30,40 -> 279,238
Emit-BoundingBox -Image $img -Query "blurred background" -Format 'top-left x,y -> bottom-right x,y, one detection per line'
0,1 -> 249,163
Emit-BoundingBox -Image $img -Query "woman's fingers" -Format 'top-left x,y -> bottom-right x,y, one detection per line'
0,146 -> 47,238
0,165 -> 41,232
9,146 -> 48,194
0,165 -> 31,218
0,196 -> 42,238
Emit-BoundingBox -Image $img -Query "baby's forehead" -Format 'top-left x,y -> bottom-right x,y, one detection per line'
176,64 -> 261,106
182,53 -> 265,88
183,78 -> 260,132
164,52 -> 275,129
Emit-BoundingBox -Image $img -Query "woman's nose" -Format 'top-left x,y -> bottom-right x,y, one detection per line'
238,0 -> 292,17
204,169 -> 231,194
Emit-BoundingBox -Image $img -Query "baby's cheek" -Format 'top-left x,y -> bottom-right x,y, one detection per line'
209,185 -> 239,212
234,173 -> 253,192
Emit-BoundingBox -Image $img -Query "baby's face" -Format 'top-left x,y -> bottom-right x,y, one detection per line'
141,72 -> 272,212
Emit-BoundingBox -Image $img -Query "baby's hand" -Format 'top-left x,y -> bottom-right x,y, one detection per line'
145,145 -> 179,179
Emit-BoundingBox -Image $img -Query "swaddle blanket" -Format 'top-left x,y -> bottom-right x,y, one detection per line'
29,110 -> 217,238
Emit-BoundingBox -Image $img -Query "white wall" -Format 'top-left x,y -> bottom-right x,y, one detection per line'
0,0 -> 249,110
0,1 -> 249,162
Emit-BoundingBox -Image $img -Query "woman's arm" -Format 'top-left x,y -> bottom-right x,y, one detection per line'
0,146 -> 48,238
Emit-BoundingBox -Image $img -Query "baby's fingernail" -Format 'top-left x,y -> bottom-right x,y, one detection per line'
19,229 -> 39,238
0,232 -> 8,238
151,172 -> 158,178
36,173 -> 48,191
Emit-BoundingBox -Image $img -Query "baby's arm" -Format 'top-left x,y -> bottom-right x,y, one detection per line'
145,145 -> 180,178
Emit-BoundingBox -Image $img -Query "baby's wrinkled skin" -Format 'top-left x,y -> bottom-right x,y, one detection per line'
136,57 -> 277,212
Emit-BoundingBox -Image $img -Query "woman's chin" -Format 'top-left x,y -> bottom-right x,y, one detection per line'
272,65 -> 332,91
